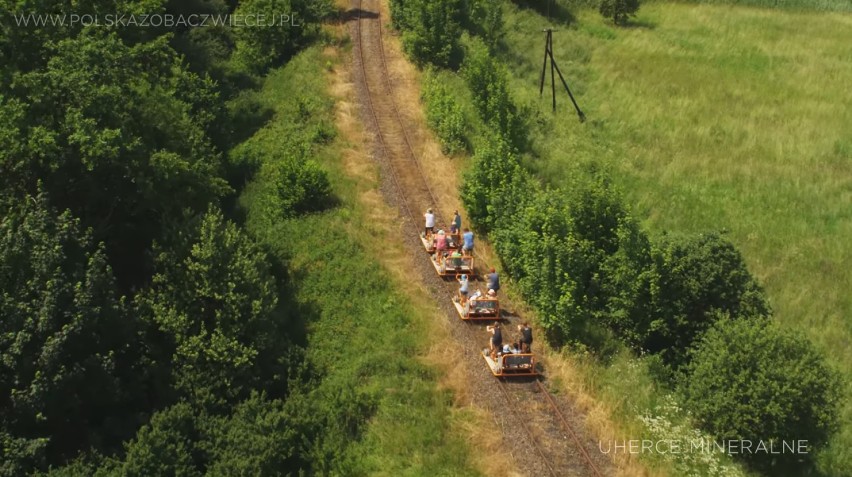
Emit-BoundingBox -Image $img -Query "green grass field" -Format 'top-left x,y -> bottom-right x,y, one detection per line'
236,45 -> 482,475
496,2 -> 851,473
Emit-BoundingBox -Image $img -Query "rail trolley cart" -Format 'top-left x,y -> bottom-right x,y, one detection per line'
453,296 -> 499,321
420,231 -> 460,253
430,252 -> 474,277
482,349 -> 537,377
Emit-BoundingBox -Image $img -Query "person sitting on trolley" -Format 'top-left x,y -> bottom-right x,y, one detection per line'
434,252 -> 447,274
487,322 -> 502,360
450,249 -> 463,270
434,230 -> 447,255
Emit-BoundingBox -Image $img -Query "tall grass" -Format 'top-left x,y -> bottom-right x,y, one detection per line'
673,0 -> 852,13
495,2 -> 851,474
236,45 -> 482,475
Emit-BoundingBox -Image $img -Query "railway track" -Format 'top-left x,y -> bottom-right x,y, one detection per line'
352,1 -> 606,475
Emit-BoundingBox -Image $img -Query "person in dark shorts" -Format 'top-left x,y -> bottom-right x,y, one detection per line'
518,322 -> 533,353
450,210 -> 462,234
462,228 -> 474,255
486,268 -> 500,293
424,208 -> 435,236
487,322 -> 502,360
457,274 -> 469,303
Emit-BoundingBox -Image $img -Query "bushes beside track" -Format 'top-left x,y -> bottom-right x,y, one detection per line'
389,1 -> 843,470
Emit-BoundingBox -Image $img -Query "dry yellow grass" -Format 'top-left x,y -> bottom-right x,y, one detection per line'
377,0 -> 465,226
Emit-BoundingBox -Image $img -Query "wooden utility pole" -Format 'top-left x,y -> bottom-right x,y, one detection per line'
539,29 -> 585,122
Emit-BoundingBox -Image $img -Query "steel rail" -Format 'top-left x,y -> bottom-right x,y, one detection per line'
536,380 -> 604,477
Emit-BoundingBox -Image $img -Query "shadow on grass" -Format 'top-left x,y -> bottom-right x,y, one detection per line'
512,0 -> 576,26
621,17 -> 657,30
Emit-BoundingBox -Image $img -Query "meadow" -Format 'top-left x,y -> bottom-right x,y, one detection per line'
495,1 -> 851,473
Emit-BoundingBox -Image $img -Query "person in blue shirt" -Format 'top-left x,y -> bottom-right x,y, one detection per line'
487,268 -> 500,293
462,228 -> 474,255
457,274 -> 469,303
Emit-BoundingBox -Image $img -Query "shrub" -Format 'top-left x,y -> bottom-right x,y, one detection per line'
396,0 -> 464,68
142,206 -> 283,410
651,233 -> 769,364
249,157 -> 333,227
460,136 -> 528,233
681,318 -> 842,471
467,0 -> 504,46
599,0 -> 641,26
603,232 -> 770,366
232,0 -> 333,73
461,39 -> 526,149
421,70 -> 467,155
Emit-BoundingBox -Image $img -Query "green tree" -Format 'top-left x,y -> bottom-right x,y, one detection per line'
468,0 -> 504,47
2,32 -> 230,286
118,403 -> 205,477
460,136 -> 529,233
421,69 -> 467,155
682,318 -> 842,470
141,206 -> 284,411
397,0 -> 464,68
0,0 -> 167,74
646,233 -> 769,365
232,0 -> 332,73
0,193 -> 145,473
599,0 -> 641,26
461,39 -> 525,149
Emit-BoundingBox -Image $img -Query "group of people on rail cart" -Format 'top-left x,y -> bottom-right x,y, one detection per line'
456,267 -> 499,303
424,208 -> 474,255
486,322 -> 534,361
422,207 -> 535,371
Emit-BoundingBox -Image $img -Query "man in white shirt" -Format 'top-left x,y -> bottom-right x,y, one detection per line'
424,208 -> 435,236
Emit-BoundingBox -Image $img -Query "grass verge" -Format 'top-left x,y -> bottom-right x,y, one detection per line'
235,40 -> 487,475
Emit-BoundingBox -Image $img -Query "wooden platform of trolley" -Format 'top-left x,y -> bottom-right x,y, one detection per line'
430,252 -> 474,277
420,231 -> 460,254
482,349 -> 537,377
453,296 -> 499,321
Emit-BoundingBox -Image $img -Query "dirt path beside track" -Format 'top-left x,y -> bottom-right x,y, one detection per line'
340,1 -> 614,475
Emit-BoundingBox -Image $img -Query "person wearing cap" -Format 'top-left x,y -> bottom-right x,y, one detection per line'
424,208 -> 435,236
462,228 -> 474,255
487,268 -> 500,293
450,210 -> 462,234
434,230 -> 448,256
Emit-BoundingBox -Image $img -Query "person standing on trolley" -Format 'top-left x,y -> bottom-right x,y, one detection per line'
487,321 -> 502,360
518,322 -> 533,353
424,208 -> 435,236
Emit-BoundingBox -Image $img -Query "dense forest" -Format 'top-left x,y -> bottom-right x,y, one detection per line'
0,0 -> 359,474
